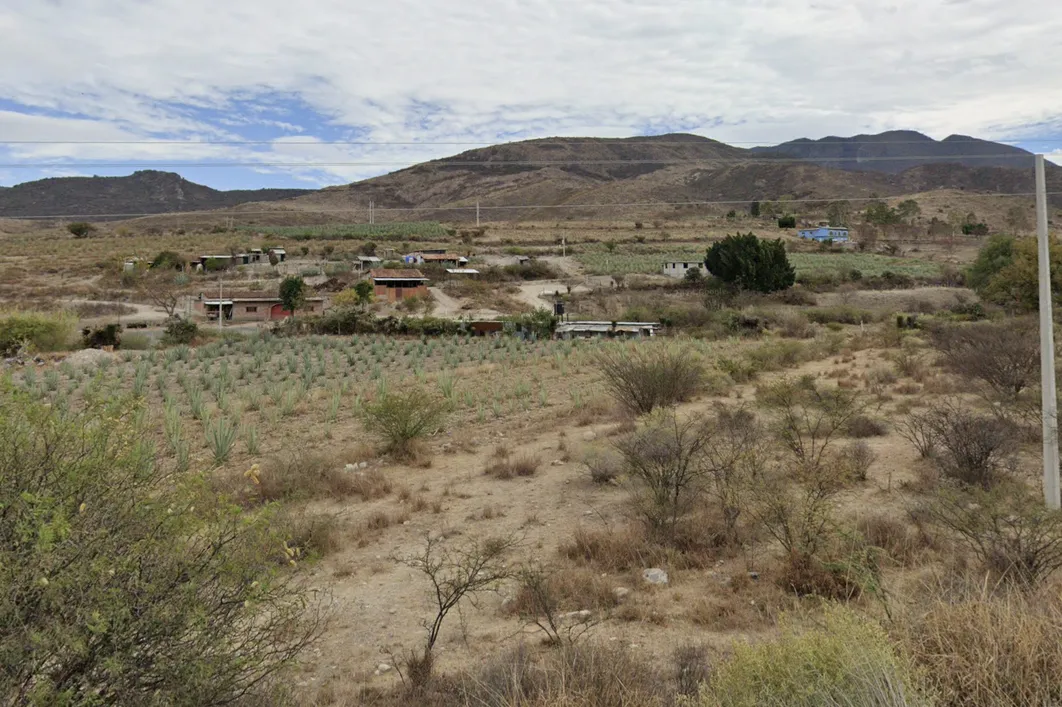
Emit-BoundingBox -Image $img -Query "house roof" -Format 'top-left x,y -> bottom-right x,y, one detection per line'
446,268 -> 480,275
421,253 -> 467,261
369,268 -> 428,281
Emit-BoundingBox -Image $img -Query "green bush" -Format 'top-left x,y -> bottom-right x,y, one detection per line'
688,606 -> 932,707
0,311 -> 76,356
163,317 -> 199,345
360,388 -> 448,459
705,233 -> 795,293
0,388 -> 323,704
67,221 -> 96,238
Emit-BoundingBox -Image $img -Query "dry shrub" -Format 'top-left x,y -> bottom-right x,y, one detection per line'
900,588 -> 1062,707
596,344 -> 704,415
560,525 -> 658,573
775,311 -> 815,339
673,644 -> 711,699
254,452 -> 390,503
274,511 -> 343,562
918,403 -> 1017,489
582,447 -> 624,484
930,317 -> 1040,423
838,440 -> 876,482
846,414 -> 888,438
856,513 -> 929,565
441,642 -> 670,707
921,482 -> 1062,587
506,566 -> 619,618
760,377 -> 867,471
485,453 -> 541,480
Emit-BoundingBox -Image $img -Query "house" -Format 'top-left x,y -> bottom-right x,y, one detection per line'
192,254 -> 237,271
268,248 -> 287,262
355,256 -> 383,272
403,252 -> 469,268
554,321 -> 659,340
662,261 -> 707,279
446,268 -> 480,277
369,269 -> 430,302
193,293 -> 325,322
797,226 -> 849,242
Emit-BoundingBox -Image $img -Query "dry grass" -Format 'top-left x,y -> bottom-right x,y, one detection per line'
856,513 -> 931,566
484,451 -> 541,480
253,453 -> 392,503
899,585 -> 1062,707
560,525 -> 660,573
504,566 -> 620,617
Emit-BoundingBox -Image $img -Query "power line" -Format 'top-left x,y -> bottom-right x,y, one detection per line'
0,138 -> 1057,146
0,153 -> 1039,168
5,190 -> 1055,221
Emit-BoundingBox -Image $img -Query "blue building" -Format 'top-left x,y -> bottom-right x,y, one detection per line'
797,226 -> 849,242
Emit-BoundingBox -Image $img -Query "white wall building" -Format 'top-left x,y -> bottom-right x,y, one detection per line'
662,261 -> 706,279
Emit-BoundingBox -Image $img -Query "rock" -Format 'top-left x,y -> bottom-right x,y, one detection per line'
642,568 -> 669,586
582,430 -> 597,442
551,459 -> 564,466
375,663 -> 392,675
359,461 -> 369,469
345,464 -> 357,472
559,610 -> 593,624
613,587 -> 631,601
748,571 -> 760,581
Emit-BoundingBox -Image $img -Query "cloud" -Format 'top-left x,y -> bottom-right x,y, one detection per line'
1,0 -> 1061,189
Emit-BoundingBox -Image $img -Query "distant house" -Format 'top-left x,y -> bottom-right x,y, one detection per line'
268,248 -> 287,262
369,269 -> 430,302
355,256 -> 383,272
797,226 -> 849,242
194,293 -> 324,322
446,268 -> 480,277
554,321 -> 659,340
403,252 -> 469,268
662,261 -> 707,279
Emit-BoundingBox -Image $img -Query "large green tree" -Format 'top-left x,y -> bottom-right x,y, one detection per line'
279,276 -> 307,317
0,388 -> 324,704
704,232 -> 795,293
967,235 -> 1062,311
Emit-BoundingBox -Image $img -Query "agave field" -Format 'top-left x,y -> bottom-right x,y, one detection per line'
244,222 -> 450,240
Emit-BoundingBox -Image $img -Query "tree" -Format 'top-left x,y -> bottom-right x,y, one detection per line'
896,199 -> 922,224
777,215 -> 797,228
704,232 -> 795,293
1006,204 -> 1032,233
279,276 -> 307,318
826,201 -> 851,227
359,241 -> 377,256
863,201 -> 901,226
67,222 -> 96,238
750,201 -> 761,217
968,235 -> 1062,311
268,251 -> 280,267
138,271 -> 188,318
0,388 -> 324,704
353,279 -> 375,306
150,250 -> 186,270
396,534 -> 516,689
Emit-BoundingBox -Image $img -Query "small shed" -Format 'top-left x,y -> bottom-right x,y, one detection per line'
356,256 -> 383,271
446,268 -> 480,276
797,226 -> 849,242
662,261 -> 706,279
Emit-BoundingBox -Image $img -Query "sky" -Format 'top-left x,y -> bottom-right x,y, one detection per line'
1,0 -> 1062,197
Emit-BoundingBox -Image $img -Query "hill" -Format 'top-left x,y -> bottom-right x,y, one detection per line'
752,130 -> 1034,173
281,132 -> 1059,221
0,170 -> 311,219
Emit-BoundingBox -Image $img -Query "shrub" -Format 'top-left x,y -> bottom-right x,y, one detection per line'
484,452 -> 541,479
760,378 -> 866,471
596,344 -> 704,415
922,482 -> 1062,587
616,411 -> 714,544
0,389 -> 323,704
929,318 -> 1040,422
693,605 -> 932,707
705,232 -> 796,293
583,448 -> 624,484
120,332 -> 152,350
839,440 -> 876,481
560,525 -> 658,572
847,415 -> 888,438
702,406 -> 766,544
360,388 -> 448,460
900,589 -> 1062,707
253,451 -> 388,503
163,316 -> 199,345
67,221 -> 96,238
0,311 -> 76,355
921,402 -> 1017,489
81,323 -> 121,349
279,276 -> 307,316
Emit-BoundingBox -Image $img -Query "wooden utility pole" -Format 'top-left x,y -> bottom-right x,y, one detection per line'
1035,154 -> 1060,509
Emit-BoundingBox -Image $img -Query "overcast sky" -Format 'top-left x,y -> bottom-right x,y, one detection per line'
1,0 -> 1061,194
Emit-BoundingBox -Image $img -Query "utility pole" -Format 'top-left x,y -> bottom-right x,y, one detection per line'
218,277 -> 224,332
476,201 -> 480,228
562,236 -> 566,257
369,200 -> 375,225
1036,154 -> 1060,509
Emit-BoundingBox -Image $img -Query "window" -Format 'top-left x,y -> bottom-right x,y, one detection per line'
245,306 -> 257,313
683,263 -> 689,269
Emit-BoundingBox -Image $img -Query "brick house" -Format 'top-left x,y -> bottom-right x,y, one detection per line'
194,293 -> 325,322
369,269 -> 430,302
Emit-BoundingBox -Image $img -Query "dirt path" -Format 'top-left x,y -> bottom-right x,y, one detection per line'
66,298 -> 169,324
428,287 -> 503,319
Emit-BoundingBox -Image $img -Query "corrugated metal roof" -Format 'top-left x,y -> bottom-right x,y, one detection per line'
370,268 -> 428,280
